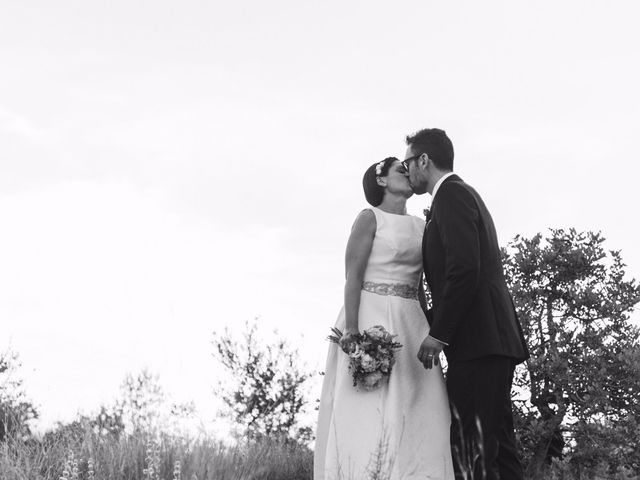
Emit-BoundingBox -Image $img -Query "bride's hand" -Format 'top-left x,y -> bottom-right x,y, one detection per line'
340,329 -> 360,353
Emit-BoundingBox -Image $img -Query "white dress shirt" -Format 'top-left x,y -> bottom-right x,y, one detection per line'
431,171 -> 456,203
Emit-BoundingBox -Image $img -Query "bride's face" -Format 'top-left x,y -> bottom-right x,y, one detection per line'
380,160 -> 413,197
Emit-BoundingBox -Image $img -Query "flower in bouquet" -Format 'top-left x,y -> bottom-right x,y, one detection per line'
362,371 -> 384,389
367,325 -> 393,342
327,325 -> 402,391
379,357 -> 391,373
360,354 -> 377,373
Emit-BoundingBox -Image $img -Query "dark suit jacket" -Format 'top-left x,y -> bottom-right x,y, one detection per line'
422,174 -> 529,363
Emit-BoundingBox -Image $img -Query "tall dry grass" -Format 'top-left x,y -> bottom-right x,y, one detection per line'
0,425 -> 313,480
2,422 -> 637,479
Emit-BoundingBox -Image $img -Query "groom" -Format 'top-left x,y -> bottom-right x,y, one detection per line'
403,128 -> 529,480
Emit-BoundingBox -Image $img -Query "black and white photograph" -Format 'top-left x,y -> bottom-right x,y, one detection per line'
1,2 -> 639,479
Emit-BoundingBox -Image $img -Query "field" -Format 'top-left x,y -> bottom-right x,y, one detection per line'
0,428 -> 313,480
3,426 -> 638,480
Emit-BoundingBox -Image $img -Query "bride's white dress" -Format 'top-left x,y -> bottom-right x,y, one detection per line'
315,207 -> 454,480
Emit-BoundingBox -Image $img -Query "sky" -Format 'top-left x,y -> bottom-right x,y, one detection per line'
1,1 -> 639,432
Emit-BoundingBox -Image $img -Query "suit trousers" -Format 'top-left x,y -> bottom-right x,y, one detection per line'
446,355 -> 523,480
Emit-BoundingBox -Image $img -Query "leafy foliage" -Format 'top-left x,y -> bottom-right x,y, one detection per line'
502,229 -> 640,478
0,348 -> 38,441
115,369 -> 196,435
119,369 -> 166,434
212,318 -> 315,444
48,369 -> 195,441
84,404 -> 126,438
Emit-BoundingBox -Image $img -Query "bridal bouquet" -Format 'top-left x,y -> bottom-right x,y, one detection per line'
328,325 -> 403,391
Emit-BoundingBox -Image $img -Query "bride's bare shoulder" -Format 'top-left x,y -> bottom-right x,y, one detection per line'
350,208 -> 376,232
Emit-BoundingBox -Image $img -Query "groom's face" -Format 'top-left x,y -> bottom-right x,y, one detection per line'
404,146 -> 429,195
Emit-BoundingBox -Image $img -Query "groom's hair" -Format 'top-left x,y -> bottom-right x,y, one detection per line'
405,128 -> 454,171
362,157 -> 397,206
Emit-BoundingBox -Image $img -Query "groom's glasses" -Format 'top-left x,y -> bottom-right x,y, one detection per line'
401,154 -> 422,171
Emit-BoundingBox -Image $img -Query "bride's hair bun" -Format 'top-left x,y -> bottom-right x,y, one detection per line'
362,157 -> 397,206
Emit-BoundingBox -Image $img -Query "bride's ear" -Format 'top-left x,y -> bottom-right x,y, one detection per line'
376,176 -> 387,187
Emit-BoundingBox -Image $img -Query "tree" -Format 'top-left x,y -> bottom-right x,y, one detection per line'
502,229 -> 640,477
0,348 -> 38,441
119,369 -> 166,434
117,369 -> 195,435
212,319 -> 315,444
85,404 -> 126,438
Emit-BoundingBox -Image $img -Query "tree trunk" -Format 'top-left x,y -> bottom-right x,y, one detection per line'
526,417 -> 563,478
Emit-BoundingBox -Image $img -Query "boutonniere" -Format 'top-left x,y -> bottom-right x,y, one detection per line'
423,207 -> 432,222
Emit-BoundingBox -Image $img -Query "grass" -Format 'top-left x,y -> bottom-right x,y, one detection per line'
0,426 -> 313,480
2,423 -> 638,480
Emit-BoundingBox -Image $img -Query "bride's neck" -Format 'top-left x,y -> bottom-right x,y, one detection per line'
377,195 -> 407,215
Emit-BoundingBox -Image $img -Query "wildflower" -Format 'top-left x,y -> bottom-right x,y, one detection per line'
173,460 -> 182,480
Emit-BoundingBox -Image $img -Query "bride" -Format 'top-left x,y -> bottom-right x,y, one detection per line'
314,157 -> 454,480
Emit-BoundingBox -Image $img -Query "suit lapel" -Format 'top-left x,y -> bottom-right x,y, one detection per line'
423,174 -> 461,272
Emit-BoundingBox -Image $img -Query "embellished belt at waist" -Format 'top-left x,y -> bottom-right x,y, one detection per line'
362,281 -> 418,300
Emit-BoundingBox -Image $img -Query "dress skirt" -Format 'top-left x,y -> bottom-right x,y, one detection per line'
314,290 -> 454,480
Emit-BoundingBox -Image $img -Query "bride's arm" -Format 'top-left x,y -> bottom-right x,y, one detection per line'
343,209 -> 376,338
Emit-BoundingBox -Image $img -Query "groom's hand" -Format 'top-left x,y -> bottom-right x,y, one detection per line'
417,335 -> 443,369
